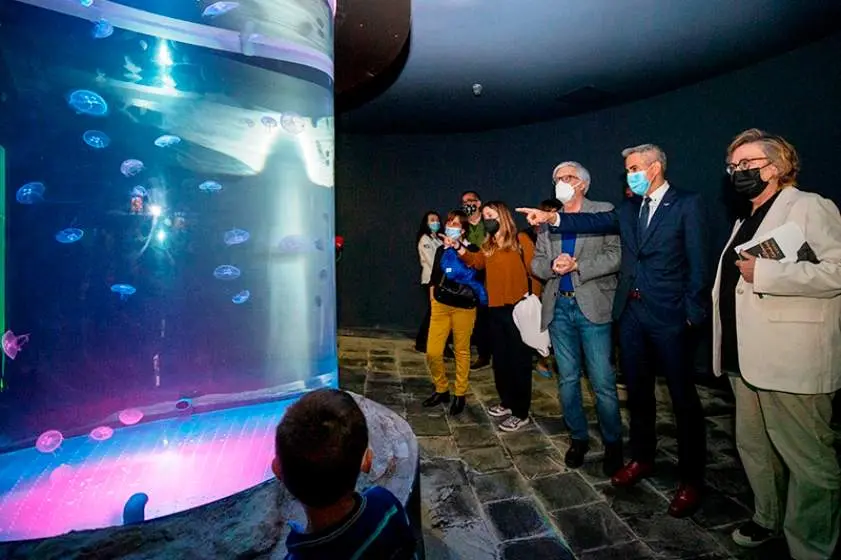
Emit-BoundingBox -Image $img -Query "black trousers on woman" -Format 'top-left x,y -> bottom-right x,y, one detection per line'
488,305 -> 533,419
415,284 -> 432,352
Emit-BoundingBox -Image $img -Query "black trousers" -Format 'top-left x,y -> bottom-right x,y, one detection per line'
471,305 -> 492,360
618,300 -> 706,484
415,284 -> 432,351
488,306 -> 533,419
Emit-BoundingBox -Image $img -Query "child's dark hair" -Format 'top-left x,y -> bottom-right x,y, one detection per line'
275,389 -> 369,508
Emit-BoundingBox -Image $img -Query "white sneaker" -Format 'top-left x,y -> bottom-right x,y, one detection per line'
487,404 -> 512,418
499,416 -> 530,432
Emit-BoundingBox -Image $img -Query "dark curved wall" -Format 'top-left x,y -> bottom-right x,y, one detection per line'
335,33 -> 841,345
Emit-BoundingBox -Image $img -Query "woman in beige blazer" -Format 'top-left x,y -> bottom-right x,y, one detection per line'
711,129 -> 841,560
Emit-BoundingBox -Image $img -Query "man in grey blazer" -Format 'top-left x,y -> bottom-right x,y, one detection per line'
531,161 -> 624,477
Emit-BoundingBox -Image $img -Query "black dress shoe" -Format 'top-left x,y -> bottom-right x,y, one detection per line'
564,439 -> 589,468
470,356 -> 491,370
603,441 -> 624,478
449,396 -> 466,415
422,391 -> 450,407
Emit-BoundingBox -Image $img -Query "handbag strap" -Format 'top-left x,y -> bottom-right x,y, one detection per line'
517,247 -> 533,296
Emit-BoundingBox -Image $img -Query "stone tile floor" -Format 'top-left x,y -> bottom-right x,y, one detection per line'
339,334 -> 841,560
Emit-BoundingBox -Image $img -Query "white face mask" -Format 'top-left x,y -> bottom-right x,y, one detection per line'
555,180 -> 576,204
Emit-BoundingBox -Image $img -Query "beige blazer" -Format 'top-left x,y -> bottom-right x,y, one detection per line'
711,187 -> 841,394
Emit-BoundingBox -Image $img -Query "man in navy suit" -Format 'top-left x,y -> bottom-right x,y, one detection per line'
518,144 -> 708,518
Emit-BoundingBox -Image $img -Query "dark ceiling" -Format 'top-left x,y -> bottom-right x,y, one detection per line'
337,0 -> 841,134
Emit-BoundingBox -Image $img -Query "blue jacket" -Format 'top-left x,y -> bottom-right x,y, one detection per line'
438,247 -> 489,305
549,187 -> 709,327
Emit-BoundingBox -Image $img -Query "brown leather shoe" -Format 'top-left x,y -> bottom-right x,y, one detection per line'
610,460 -> 654,487
668,484 -> 702,518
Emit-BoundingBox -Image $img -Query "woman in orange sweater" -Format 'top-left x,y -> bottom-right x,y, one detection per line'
443,201 -> 537,432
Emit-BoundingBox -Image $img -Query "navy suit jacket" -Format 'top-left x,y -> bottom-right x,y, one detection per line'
550,187 -> 708,327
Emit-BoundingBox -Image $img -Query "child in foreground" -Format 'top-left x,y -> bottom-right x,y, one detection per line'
273,388 -> 417,560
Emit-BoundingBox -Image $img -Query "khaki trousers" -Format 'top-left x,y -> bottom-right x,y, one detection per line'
730,377 -> 840,560
426,300 -> 476,396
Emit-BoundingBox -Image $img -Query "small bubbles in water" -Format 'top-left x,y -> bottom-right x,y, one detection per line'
223,228 -> 250,246
213,265 -> 241,280
111,283 -> 137,300
36,430 -> 63,453
83,130 -> 110,149
56,228 -> 84,244
120,159 -> 144,177
281,113 -> 306,134
92,18 -> 114,39
318,268 -> 328,281
90,426 -> 114,441
130,185 -> 148,197
16,182 -> 45,204
154,134 -> 181,148
68,89 -> 108,116
198,180 -> 222,192
261,116 -> 278,129
232,290 -> 250,304
202,1 -> 240,18
314,295 -> 322,307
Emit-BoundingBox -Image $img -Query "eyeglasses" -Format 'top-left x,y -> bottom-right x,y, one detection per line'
553,175 -> 579,184
725,157 -> 768,176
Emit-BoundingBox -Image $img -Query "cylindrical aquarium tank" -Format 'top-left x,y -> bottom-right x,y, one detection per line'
0,0 -> 335,541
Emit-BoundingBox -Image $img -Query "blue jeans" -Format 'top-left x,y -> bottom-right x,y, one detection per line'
549,296 -> 622,445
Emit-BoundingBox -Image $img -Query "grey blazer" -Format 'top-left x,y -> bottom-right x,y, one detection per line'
531,198 -> 621,330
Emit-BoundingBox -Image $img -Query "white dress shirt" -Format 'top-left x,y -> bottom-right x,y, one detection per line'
639,182 -> 670,226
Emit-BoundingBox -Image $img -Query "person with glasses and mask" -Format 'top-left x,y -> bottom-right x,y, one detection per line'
516,144 -> 709,518
461,190 -> 493,370
711,129 -> 841,558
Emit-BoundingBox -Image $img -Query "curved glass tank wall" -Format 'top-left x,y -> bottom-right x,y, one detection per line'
0,0 -> 335,541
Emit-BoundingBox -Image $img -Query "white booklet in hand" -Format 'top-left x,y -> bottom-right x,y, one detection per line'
734,222 -> 805,263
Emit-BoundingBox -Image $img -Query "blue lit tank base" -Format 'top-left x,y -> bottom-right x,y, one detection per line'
0,398 -> 298,542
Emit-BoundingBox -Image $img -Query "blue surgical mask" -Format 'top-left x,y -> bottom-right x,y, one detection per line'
445,227 -> 462,240
626,171 -> 650,196
428,222 -> 440,233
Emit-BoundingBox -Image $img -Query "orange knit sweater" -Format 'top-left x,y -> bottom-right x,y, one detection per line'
460,232 -> 540,307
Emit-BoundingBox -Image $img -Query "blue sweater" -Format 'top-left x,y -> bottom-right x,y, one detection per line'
285,486 -> 416,560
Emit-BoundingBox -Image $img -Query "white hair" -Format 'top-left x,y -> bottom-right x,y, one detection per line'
621,143 -> 667,172
552,161 -> 591,193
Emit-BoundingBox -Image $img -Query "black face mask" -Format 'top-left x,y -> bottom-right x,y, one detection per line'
483,219 -> 500,235
731,168 -> 768,199
462,203 -> 478,216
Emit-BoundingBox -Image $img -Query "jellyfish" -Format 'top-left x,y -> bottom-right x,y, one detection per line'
261,116 -> 278,129
314,238 -> 325,251
90,426 -> 114,441
16,182 -> 45,205
83,130 -> 110,149
232,290 -> 250,304
223,228 -> 250,246
79,0 -> 93,6
49,464 -> 74,484
318,268 -> 328,281
281,113 -> 306,135
154,134 -> 181,148
314,295 -> 323,308
67,89 -> 108,116
198,180 -> 222,192
36,429 -> 63,453
130,185 -> 148,198
111,283 -> 137,300
277,234 -> 312,254
240,118 -> 255,128
213,265 -> 241,280
175,397 -> 193,411
202,1 -> 240,18
120,159 -> 144,177
56,228 -> 84,244
2,330 -> 30,360
119,408 -> 144,426
92,19 -> 114,39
